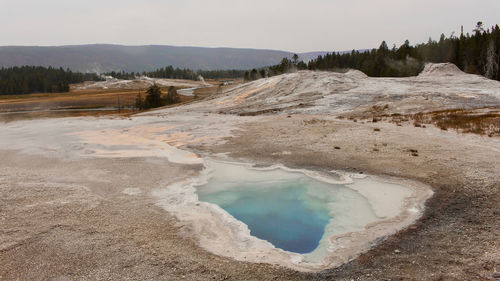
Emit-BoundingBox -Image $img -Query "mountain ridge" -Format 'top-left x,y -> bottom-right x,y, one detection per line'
0,44 -> 330,73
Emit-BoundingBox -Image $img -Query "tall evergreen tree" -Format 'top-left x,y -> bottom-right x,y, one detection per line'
144,84 -> 163,108
164,86 -> 180,105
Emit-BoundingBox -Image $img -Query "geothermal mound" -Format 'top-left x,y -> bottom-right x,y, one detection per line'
418,63 -> 466,77
192,66 -> 499,117
345,69 -> 368,79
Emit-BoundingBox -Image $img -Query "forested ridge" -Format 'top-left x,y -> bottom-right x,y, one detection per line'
0,66 -> 102,95
1,22 -> 498,95
105,67 -> 245,80
0,44 -> 300,72
0,65 -> 246,95
247,22 -> 500,81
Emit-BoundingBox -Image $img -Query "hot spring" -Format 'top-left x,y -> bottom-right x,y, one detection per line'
195,160 -> 415,259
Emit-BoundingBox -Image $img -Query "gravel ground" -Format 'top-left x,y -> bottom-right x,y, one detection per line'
0,151 -> 312,281
208,115 -> 500,280
1,115 -> 497,280
1,66 -> 499,280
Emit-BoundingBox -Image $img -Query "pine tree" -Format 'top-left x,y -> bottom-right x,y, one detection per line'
250,69 -> 259,80
485,39 -> 499,79
164,86 -> 180,105
144,84 -> 163,108
135,92 -> 144,109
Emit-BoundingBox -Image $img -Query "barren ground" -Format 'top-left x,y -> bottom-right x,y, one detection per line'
1,64 -> 499,280
208,115 -> 499,280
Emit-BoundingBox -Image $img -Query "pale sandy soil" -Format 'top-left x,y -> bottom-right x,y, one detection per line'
0,151 -> 305,280
1,64 -> 499,280
209,115 -> 499,280
72,77 -> 208,91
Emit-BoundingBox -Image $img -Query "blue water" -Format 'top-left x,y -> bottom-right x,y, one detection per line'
197,177 -> 332,254
195,161 -> 406,257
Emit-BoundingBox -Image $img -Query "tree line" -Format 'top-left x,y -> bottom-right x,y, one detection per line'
246,22 -> 500,81
105,67 -> 245,81
0,66 -> 102,95
0,65 -> 244,95
2,22 -> 497,95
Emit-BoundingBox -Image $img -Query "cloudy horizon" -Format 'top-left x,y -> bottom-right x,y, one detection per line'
1,0 -> 499,53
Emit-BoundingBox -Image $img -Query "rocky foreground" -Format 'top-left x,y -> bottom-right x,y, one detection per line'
1,64 -> 499,280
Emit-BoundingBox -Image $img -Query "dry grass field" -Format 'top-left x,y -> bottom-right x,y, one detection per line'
0,85 -> 223,122
357,107 -> 500,137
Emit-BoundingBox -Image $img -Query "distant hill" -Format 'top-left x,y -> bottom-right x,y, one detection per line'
0,44 -> 330,73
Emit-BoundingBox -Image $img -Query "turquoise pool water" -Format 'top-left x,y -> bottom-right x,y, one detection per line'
195,161 -> 380,255
199,179 -> 330,253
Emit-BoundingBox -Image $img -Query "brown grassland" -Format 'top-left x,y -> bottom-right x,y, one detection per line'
0,85 -> 225,122
348,106 -> 500,137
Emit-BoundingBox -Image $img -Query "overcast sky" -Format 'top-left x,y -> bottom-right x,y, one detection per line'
1,0 -> 499,52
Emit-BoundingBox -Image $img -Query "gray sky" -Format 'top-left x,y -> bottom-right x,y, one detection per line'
1,0 -> 499,52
